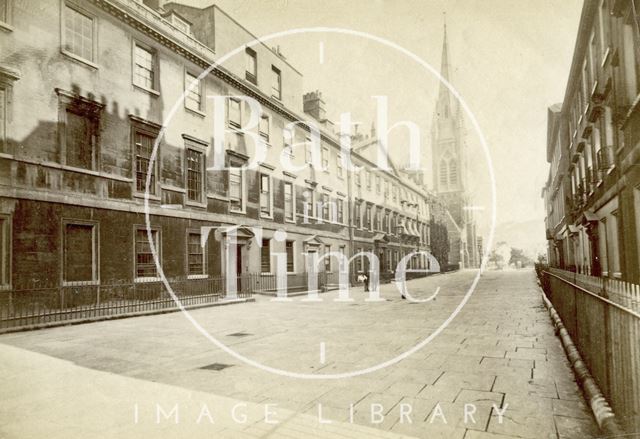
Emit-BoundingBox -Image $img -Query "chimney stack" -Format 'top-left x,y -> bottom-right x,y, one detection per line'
303,90 -> 326,121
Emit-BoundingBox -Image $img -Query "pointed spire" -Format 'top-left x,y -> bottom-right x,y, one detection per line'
440,12 -> 450,82
436,13 -> 453,114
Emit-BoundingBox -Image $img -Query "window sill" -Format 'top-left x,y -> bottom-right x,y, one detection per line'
284,218 -> 296,224
0,21 -> 14,33
260,213 -> 274,220
229,209 -> 246,215
0,284 -> 12,291
607,165 -> 616,175
187,274 -> 208,280
133,192 -> 161,201
186,200 -> 208,208
133,83 -> 160,97
61,49 -> 98,70
185,106 -> 206,118
134,277 -> 162,283
63,280 -> 100,287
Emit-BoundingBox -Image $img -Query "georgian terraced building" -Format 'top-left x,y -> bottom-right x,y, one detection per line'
0,0 -> 446,293
543,0 -> 640,283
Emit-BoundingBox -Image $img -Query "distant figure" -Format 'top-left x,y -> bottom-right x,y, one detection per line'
362,272 -> 369,292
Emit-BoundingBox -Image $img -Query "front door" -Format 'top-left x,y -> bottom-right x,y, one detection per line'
236,244 -> 243,292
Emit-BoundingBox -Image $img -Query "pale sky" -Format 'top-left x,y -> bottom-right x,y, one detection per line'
178,0 -> 583,243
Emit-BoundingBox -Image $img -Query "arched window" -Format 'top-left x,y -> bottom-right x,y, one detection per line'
449,160 -> 458,185
439,160 -> 448,187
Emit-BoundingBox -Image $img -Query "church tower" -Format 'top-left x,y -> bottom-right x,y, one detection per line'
431,19 -> 478,269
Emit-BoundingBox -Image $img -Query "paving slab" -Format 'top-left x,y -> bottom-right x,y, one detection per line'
0,269 -> 600,438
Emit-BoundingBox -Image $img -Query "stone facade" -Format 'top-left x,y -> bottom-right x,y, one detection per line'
0,0 -> 448,292
542,0 -> 640,283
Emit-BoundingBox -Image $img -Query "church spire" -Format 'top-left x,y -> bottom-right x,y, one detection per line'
440,13 -> 450,83
437,14 -> 451,108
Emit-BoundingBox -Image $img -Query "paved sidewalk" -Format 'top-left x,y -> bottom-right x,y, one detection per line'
0,269 -> 600,438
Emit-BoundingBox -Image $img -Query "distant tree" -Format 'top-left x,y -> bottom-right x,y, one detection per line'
429,218 -> 449,269
494,241 -> 511,269
510,247 -> 532,267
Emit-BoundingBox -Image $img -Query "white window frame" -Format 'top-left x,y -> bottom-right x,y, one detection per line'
336,152 -> 343,178
186,228 -> 207,279
228,159 -> 246,214
61,219 -> 99,286
259,113 -> 270,144
285,240 -> 295,273
134,225 -> 161,283
259,172 -> 273,218
245,46 -> 257,84
271,65 -> 282,100
284,180 -> 295,223
60,1 -> 98,68
228,97 -> 242,129
260,238 -> 271,274
184,138 -> 207,206
131,117 -> 161,199
132,40 -> 159,95
321,146 -> 329,171
184,70 -> 204,115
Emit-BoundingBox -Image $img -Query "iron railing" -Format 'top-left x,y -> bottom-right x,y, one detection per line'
536,265 -> 640,432
0,275 -> 250,331
0,269 -> 434,331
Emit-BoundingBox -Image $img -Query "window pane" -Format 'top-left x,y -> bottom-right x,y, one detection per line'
65,6 -> 93,61
245,48 -> 257,83
134,45 -> 155,89
64,224 -> 94,282
271,66 -> 281,98
136,229 -> 158,277
260,174 -> 270,214
229,167 -> 242,211
261,239 -> 270,273
186,148 -> 203,201
229,99 -> 241,126
188,232 -> 204,275
135,132 -> 156,194
185,73 -> 201,111
66,110 -> 93,169
284,182 -> 293,220
259,115 -> 269,139
285,241 -> 294,272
